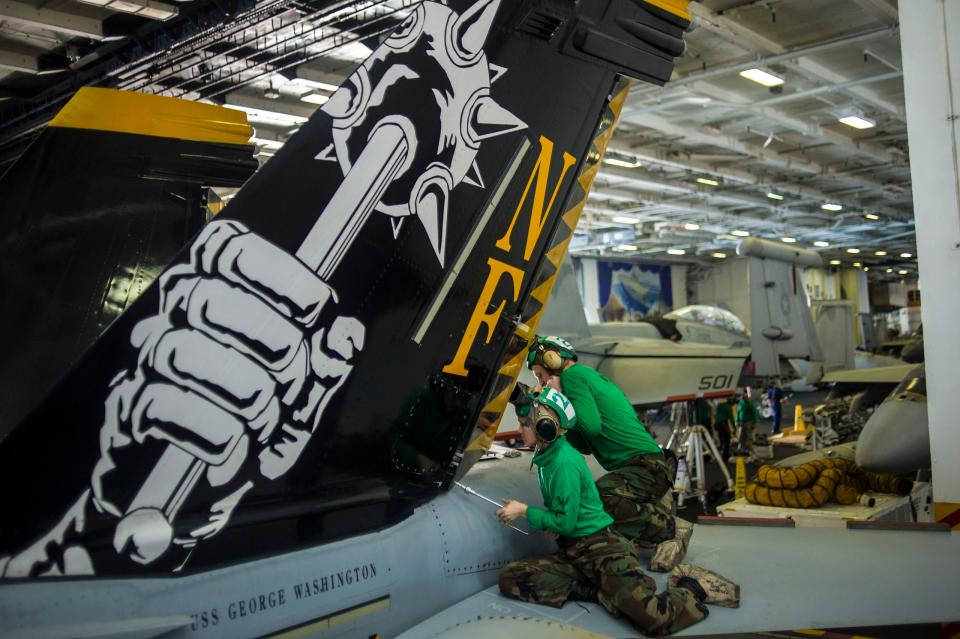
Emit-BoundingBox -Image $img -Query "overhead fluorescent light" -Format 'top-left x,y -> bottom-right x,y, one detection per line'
107,0 -> 144,11
667,248 -> 686,255
781,237 -> 797,243
846,248 -> 860,254
684,223 -> 700,231
767,192 -> 784,201
603,157 -> 642,168
739,68 -> 784,87
863,267 -> 870,271
886,268 -> 893,273
711,252 -> 727,259
300,91 -> 330,105
224,104 -> 308,125
732,230 -> 750,237
814,241 -> 830,247
91,0 -> 176,18
822,203 -> 843,212
853,262 -> 862,267
898,269 -> 909,275
830,259 -> 842,265
136,0 -> 177,19
839,115 -> 876,129
864,212 -> 880,220
612,216 -> 641,224
615,244 -> 638,251
696,177 -> 719,186
900,252 -> 913,258
875,250 -> 887,256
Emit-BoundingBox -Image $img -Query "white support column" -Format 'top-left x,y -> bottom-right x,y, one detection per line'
900,0 -> 960,525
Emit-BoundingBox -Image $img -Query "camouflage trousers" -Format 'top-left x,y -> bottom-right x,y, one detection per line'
499,527 -> 708,636
597,454 -> 675,545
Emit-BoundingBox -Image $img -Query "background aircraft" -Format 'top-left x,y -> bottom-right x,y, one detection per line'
535,257 -> 750,406
736,238 -> 930,475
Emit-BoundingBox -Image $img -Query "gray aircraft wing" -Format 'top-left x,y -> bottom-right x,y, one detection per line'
821,364 -> 917,384
400,523 -> 960,637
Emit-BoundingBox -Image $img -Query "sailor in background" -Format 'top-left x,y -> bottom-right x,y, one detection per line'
736,388 -> 760,459
526,336 -> 690,572
497,388 -> 736,636
714,396 -> 736,462
766,380 -> 784,434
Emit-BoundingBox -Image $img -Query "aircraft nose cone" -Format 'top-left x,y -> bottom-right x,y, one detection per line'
855,397 -> 930,474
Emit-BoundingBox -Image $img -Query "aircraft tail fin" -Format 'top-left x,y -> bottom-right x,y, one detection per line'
811,300 -> 857,373
0,0 -> 694,578
535,256 -> 592,340
0,87 -> 257,435
738,238 -> 824,380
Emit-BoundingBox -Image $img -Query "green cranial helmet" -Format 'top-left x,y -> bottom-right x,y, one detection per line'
531,387 -> 577,442
526,335 -> 577,373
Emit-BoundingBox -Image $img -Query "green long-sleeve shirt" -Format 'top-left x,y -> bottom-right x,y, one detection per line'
526,436 -> 613,537
715,401 -> 734,429
737,398 -> 760,423
559,364 -> 663,471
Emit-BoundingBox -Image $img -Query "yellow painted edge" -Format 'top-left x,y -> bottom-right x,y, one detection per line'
328,597 -> 390,628
641,0 -> 691,22
934,502 -> 960,530
50,87 -> 254,146
531,273 -> 557,305
267,618 -> 330,639
794,632 -> 876,639
265,597 -> 389,638
480,376 -> 516,415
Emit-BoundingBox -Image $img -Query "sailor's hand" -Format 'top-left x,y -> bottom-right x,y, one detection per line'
496,499 -> 528,523
543,531 -> 559,541
92,219 -> 365,562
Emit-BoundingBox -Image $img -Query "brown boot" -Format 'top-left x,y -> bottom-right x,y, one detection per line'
648,517 -> 692,572
668,563 -> 740,608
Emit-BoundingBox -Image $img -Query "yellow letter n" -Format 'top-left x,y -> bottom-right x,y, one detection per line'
495,135 -> 576,262
442,257 -> 524,377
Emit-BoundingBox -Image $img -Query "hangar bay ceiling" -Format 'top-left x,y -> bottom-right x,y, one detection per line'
0,0 -> 915,279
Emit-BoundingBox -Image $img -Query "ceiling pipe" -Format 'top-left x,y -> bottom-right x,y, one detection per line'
752,70 -> 903,108
629,26 -> 899,99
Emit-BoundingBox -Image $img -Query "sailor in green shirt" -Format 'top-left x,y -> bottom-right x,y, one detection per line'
736,388 -> 760,458
525,336 -> 689,572
497,387 -> 715,636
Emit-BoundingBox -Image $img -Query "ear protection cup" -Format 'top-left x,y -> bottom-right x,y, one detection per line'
542,349 -> 563,372
535,417 -> 559,443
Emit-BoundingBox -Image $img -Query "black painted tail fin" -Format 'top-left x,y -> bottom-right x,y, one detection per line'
0,0 -> 692,578
0,88 -> 257,436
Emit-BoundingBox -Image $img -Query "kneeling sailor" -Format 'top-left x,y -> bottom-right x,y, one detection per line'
496,387 -> 718,637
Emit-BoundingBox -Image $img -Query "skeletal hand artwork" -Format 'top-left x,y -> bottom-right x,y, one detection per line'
1,0 -> 525,577
91,220 -> 365,565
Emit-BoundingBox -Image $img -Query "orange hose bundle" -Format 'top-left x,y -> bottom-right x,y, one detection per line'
746,468 -> 841,508
746,460 -> 911,508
